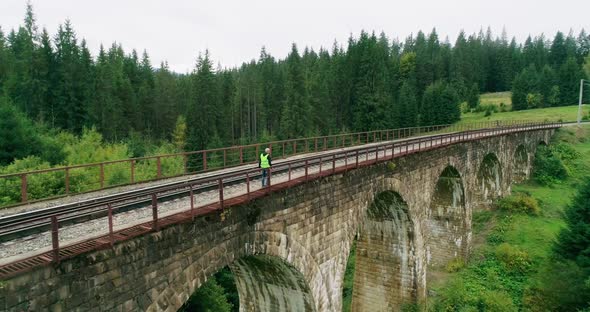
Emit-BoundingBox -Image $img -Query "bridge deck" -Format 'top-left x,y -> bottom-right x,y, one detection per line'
0,122 -> 562,278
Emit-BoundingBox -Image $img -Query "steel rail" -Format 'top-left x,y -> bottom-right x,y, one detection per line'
0,122 -> 558,237
0,121 -> 562,279
0,120 -> 535,207
0,124 -> 477,231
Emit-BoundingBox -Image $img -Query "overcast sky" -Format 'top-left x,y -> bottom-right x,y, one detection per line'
2,0 -> 588,73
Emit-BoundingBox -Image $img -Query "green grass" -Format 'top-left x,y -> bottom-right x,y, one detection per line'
428,125 -> 590,311
342,240 -> 357,312
480,91 -> 512,106
459,104 -> 590,125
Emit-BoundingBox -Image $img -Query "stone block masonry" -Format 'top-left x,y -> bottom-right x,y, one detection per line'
0,129 -> 554,312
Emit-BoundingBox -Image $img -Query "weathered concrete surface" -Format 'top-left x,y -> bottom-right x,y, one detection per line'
0,129 -> 554,312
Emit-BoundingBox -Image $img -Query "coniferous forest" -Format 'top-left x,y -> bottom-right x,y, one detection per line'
0,4 -> 589,167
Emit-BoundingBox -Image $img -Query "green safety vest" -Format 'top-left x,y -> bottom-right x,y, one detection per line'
260,153 -> 270,168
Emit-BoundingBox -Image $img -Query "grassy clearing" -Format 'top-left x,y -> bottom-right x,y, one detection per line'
459,104 -> 590,125
427,125 -> 590,311
481,91 -> 512,107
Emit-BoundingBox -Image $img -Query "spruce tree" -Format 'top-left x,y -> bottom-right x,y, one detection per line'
280,44 -> 308,139
467,83 -> 480,109
558,57 -> 585,105
555,178 -> 590,269
397,82 -> 418,128
187,51 -> 216,151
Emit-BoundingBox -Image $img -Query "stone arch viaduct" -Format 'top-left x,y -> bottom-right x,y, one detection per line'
1,128 -> 554,311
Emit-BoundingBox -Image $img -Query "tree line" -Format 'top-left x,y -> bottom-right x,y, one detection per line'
1,4 -> 589,164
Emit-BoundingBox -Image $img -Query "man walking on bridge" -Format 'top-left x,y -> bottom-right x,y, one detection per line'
259,147 -> 272,187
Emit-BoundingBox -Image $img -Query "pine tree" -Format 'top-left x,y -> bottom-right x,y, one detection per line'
280,44 -> 308,138
53,20 -> 85,132
154,61 -> 178,139
397,82 -> 418,128
558,57 -> 585,105
187,51 -> 217,151
539,65 -> 557,107
550,32 -> 568,67
511,65 -> 540,110
555,178 -> 590,269
0,98 -> 42,165
467,83 -> 480,109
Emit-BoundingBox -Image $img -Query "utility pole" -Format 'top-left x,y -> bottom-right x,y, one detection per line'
578,79 -> 584,125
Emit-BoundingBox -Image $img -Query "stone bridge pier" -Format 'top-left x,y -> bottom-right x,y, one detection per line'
0,129 -> 554,312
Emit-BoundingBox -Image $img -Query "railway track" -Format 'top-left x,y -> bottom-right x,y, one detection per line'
0,122 -> 566,249
0,139 -> 384,242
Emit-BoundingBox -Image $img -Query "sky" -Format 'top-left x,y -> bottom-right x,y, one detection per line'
2,0 -> 588,73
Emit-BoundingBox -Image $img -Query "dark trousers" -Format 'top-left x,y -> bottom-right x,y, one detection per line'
261,169 -> 269,186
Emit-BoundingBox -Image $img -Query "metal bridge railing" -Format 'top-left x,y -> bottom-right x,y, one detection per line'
0,120 -> 562,279
0,120 -> 556,207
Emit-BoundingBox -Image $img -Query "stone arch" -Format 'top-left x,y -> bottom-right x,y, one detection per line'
513,145 -> 529,183
230,255 -> 315,311
426,165 -> 467,267
475,153 -> 503,207
145,231 -> 325,312
352,190 -> 417,311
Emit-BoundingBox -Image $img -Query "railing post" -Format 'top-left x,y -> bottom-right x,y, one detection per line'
288,163 -> 292,180
345,151 -> 348,169
305,160 -> 309,181
51,216 -> 60,263
246,172 -> 251,200
19,174 -> 27,203
202,152 -> 207,171
156,157 -> 162,179
324,137 -> 327,150
332,154 -> 336,172
131,160 -> 136,183
223,149 -> 227,167
319,157 -> 323,173
218,178 -> 224,208
65,168 -> 70,194
189,185 -> 195,220
314,138 -> 318,151
182,155 -> 187,175
100,163 -> 104,189
108,203 -> 114,247
152,194 -> 159,231
293,141 -> 297,154
282,142 -> 285,158
356,150 -> 359,168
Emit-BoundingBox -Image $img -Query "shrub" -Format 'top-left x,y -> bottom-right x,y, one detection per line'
552,143 -> 580,164
480,290 -> 518,312
495,193 -> 540,215
526,92 -> 543,108
499,102 -> 508,112
533,145 -> 568,185
475,103 -> 498,113
446,257 -> 465,273
495,243 -> 532,272
0,156 -> 65,205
